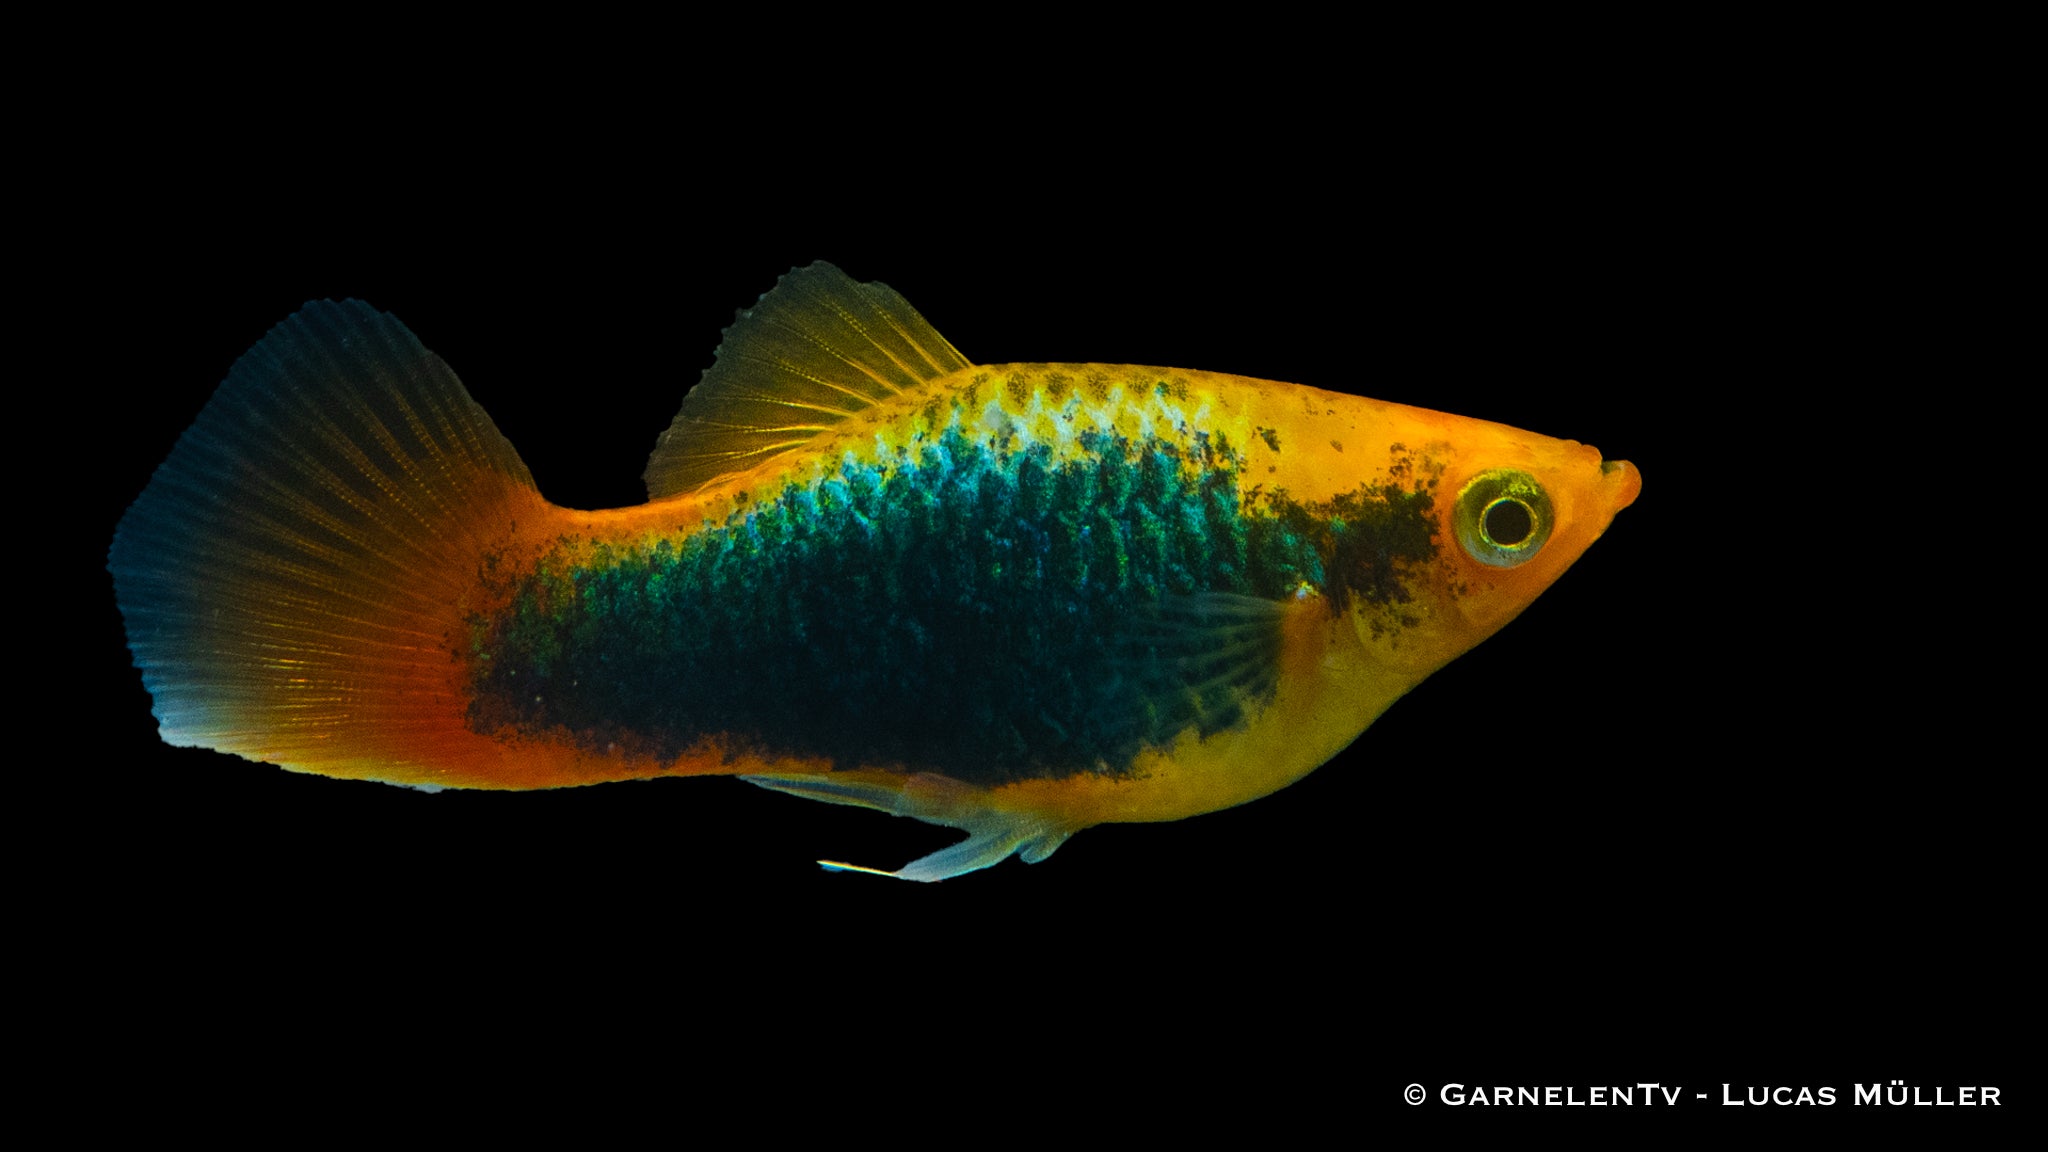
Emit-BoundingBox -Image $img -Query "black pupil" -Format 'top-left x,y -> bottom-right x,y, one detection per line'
1484,498 -> 1533,546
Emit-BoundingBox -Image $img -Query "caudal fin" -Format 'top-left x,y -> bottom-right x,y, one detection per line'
109,301 -> 550,788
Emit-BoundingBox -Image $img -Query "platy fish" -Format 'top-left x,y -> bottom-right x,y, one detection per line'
110,264 -> 1640,881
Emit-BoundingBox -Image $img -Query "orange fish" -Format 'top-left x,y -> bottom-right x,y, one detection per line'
110,264 -> 1640,880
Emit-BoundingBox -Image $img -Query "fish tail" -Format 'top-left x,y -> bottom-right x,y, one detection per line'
109,300 -> 564,789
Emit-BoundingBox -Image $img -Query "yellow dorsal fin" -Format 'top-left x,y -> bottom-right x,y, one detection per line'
644,262 -> 972,499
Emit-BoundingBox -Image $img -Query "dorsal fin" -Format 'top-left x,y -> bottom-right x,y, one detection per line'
644,262 -> 972,499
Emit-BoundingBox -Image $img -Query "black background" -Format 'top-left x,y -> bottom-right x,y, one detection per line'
69,88 -> 2020,1125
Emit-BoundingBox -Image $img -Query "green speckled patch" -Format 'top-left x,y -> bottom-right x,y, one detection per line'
467,428 -> 1438,783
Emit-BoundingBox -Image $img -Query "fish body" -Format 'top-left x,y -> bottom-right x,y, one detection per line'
110,264 -> 1640,880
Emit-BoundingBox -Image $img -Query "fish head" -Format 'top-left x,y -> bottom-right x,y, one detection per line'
1318,401 -> 1641,679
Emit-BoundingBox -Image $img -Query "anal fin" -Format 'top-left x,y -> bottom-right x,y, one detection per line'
742,772 -> 1074,882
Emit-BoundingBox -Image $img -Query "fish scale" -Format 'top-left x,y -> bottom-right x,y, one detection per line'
464,421 -> 1308,785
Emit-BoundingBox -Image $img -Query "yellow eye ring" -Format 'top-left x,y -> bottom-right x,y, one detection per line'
1455,470 -> 1552,567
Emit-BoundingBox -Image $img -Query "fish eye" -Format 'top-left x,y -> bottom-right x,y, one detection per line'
1455,469 -> 1552,567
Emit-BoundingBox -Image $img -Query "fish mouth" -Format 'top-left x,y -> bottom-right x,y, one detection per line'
1599,458 -> 1642,512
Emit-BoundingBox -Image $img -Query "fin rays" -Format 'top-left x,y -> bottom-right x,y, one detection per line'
643,263 -> 971,498
743,772 -> 1074,882
109,300 -> 545,774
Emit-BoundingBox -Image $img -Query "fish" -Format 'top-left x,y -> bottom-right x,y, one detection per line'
109,263 -> 1641,881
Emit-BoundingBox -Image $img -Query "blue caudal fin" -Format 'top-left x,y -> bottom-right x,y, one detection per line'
109,300 -> 545,783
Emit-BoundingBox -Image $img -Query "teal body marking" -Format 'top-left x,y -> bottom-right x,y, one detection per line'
467,427 -> 1436,784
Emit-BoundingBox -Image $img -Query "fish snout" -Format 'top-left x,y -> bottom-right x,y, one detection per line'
1599,457 -> 1642,512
